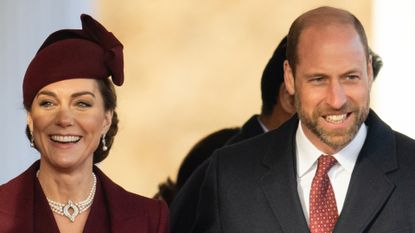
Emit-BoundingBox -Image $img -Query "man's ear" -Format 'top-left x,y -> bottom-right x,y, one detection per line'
367,55 -> 374,85
278,83 -> 296,114
284,60 -> 295,95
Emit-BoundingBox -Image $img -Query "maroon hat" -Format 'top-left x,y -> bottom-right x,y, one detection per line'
23,14 -> 123,107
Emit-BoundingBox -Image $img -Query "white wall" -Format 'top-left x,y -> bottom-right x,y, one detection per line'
0,0 -> 94,184
371,0 -> 415,139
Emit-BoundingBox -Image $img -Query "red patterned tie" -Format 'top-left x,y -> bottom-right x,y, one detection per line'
309,155 -> 338,233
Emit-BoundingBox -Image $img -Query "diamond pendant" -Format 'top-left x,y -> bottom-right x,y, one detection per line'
63,200 -> 80,222
41,172 -> 96,223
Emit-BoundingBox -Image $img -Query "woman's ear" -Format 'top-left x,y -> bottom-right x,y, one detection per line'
103,110 -> 113,134
27,113 -> 34,133
284,60 -> 295,95
279,83 -> 296,114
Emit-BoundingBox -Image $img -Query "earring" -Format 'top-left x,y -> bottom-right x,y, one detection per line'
102,134 -> 108,151
30,132 -> 35,148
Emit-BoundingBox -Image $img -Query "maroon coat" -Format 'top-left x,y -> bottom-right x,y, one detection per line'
0,161 -> 169,233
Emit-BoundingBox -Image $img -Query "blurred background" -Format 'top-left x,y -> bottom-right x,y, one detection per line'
1,0 -> 414,197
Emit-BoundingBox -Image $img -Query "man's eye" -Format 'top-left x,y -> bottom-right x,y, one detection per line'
310,77 -> 325,83
346,75 -> 359,80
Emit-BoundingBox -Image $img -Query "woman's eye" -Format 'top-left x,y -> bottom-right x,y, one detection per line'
39,100 -> 54,108
76,101 -> 92,108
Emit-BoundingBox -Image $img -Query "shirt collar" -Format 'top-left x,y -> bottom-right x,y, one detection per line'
296,121 -> 367,177
256,116 -> 269,132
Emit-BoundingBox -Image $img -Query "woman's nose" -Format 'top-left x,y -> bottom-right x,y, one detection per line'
55,107 -> 74,127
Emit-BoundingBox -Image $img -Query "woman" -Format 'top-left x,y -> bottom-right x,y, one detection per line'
0,14 -> 168,233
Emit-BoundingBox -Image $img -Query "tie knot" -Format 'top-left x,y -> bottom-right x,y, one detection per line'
316,155 -> 337,176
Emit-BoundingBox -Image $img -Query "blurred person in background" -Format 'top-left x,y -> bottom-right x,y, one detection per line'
154,128 -> 240,205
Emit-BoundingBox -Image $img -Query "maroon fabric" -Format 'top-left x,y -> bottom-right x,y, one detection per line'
0,161 -> 169,233
83,175 -> 111,233
23,14 -> 123,108
34,175 -> 60,233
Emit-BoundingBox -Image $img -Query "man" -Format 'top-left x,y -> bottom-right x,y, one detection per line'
226,37 -> 382,145
172,6 -> 415,233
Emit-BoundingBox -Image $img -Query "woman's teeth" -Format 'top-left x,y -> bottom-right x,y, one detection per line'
50,135 -> 80,143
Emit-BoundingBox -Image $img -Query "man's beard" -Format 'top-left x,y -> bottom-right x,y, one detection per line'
295,95 -> 369,151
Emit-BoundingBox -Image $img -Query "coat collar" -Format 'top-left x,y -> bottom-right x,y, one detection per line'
226,115 -> 265,145
94,166 -> 168,233
242,115 -> 266,134
260,110 -> 397,233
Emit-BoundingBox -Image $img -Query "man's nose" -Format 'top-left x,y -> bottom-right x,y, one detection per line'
326,81 -> 347,109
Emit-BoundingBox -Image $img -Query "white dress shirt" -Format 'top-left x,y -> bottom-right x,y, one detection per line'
295,121 -> 367,224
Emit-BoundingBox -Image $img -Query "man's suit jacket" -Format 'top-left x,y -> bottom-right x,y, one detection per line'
178,110 -> 415,233
226,115 -> 265,145
0,161 -> 169,233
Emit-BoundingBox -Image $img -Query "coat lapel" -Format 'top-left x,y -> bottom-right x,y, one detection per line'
334,111 -> 397,233
259,111 -> 399,233
94,167 -> 143,233
260,116 -> 310,233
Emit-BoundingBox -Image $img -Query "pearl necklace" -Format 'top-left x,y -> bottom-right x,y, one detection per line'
36,171 -> 97,222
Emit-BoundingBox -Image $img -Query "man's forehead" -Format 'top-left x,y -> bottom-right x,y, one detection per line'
295,25 -> 368,71
297,24 -> 363,55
